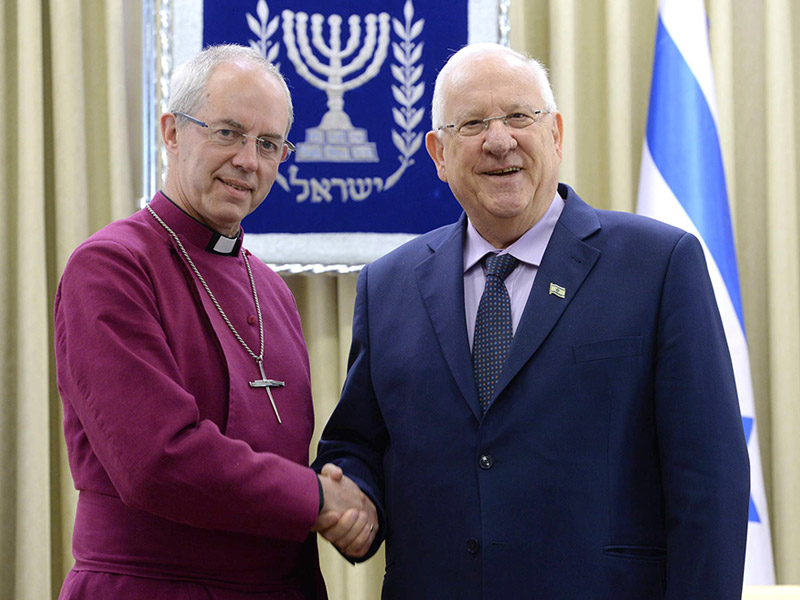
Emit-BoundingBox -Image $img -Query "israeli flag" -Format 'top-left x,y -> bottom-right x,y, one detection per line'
636,0 -> 775,584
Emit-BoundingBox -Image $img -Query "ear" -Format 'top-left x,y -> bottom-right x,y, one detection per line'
425,130 -> 448,182
551,111 -> 564,161
161,112 -> 179,155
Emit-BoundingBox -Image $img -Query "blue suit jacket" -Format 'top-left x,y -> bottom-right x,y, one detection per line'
315,184 -> 749,599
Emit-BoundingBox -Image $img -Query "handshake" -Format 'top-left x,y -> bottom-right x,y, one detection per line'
313,463 -> 378,558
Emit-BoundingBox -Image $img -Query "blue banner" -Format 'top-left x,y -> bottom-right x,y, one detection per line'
202,0 -> 467,235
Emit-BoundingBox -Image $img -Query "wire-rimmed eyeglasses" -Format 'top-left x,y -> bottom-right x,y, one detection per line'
437,110 -> 551,137
173,112 -> 296,163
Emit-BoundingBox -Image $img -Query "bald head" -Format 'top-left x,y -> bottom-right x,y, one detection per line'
430,43 -> 556,131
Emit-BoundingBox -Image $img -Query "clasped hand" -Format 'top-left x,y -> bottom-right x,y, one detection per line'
313,463 -> 378,558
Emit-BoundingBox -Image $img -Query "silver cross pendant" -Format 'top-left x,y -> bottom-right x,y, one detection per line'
249,359 -> 285,424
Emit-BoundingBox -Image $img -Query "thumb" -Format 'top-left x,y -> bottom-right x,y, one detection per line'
321,462 -> 344,481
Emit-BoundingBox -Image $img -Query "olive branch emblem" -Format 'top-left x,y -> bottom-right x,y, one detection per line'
385,0 -> 425,189
247,0 -> 281,66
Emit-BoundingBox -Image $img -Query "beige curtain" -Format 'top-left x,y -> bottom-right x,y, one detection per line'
1,1 -> 797,598
0,0 -> 140,598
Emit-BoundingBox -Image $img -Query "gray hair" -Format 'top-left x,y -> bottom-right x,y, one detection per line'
168,44 -> 294,134
430,43 -> 557,131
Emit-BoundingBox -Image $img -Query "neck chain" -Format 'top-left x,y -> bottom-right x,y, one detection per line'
146,204 -> 284,423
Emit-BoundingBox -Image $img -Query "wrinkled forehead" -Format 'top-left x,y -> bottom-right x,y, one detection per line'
442,54 -> 544,119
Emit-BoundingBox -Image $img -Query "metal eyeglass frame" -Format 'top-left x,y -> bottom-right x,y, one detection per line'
173,111 -> 296,163
437,110 -> 551,137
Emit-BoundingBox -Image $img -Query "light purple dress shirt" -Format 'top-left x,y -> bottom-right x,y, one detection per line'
464,192 -> 565,349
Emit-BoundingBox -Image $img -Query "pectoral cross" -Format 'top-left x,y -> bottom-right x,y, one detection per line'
249,359 -> 285,424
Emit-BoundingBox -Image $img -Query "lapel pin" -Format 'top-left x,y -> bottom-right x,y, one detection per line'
549,283 -> 566,298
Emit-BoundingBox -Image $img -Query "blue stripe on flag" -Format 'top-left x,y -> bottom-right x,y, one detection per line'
741,416 -> 761,523
646,17 -> 744,328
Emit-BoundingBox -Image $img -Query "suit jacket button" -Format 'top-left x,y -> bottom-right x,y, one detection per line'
479,454 -> 493,470
466,538 -> 481,554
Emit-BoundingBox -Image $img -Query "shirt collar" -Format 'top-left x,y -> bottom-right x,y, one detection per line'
463,191 -> 565,273
150,191 -> 243,256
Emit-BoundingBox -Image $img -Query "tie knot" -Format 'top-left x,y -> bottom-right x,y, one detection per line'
484,253 -> 519,281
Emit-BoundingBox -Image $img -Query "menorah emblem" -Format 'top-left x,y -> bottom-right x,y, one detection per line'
282,9 -> 391,162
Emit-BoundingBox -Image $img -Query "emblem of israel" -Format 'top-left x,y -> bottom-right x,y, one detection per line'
283,10 -> 390,163
246,0 -> 426,203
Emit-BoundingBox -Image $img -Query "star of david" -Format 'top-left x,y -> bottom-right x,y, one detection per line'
742,416 -> 760,523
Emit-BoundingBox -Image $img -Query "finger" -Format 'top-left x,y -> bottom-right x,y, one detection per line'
320,463 -> 344,481
312,510 -> 341,532
321,508 -> 361,545
343,519 -> 376,558
331,509 -> 368,550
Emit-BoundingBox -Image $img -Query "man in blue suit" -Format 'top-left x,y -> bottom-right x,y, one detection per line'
314,43 -> 749,598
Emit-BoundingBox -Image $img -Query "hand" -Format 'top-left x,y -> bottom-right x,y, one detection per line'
313,463 -> 378,558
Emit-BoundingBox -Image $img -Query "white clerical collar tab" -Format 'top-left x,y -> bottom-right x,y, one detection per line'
213,235 -> 237,253
206,231 -> 242,255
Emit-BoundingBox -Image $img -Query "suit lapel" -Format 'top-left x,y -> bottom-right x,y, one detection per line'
493,187 -> 602,402
414,216 -> 483,420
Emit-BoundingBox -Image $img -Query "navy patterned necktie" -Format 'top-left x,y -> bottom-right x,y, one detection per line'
473,253 -> 520,414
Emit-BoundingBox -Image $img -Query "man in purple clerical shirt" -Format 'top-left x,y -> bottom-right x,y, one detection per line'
54,44 -> 376,600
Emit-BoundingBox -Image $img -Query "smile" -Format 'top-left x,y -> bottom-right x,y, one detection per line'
220,178 -> 251,192
485,167 -> 521,176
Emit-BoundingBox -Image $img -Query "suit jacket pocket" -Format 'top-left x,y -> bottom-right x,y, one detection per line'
572,336 -> 643,363
604,546 -> 667,598
603,544 -> 666,562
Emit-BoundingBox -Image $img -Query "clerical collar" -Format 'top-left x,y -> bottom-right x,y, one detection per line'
155,191 -> 243,256
205,230 -> 242,256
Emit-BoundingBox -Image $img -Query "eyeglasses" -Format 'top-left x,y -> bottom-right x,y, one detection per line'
173,112 -> 296,163
437,110 -> 551,137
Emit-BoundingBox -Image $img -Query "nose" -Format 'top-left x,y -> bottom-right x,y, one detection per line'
231,136 -> 260,172
482,119 -> 517,155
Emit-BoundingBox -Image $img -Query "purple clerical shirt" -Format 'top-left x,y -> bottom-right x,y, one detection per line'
54,193 -> 325,599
